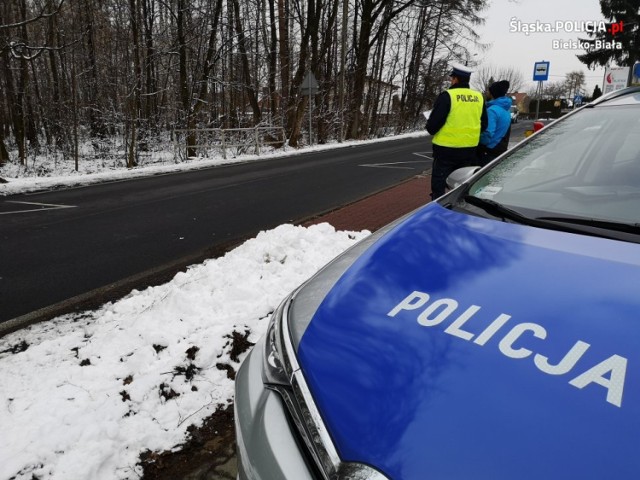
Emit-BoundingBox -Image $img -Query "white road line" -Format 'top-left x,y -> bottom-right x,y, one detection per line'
359,160 -> 429,169
412,151 -> 433,160
359,164 -> 414,170
0,201 -> 77,215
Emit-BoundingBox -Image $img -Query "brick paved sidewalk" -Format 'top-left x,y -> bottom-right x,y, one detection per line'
302,174 -> 431,232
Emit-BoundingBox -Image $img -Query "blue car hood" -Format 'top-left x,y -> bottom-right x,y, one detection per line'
297,203 -> 640,479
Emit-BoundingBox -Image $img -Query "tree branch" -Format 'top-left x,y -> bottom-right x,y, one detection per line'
0,0 -> 66,31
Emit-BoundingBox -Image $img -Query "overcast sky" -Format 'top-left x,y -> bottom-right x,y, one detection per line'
475,0 -> 609,94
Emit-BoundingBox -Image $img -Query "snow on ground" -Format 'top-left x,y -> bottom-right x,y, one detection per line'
0,223 -> 370,479
0,131 -> 429,196
0,134 -> 416,479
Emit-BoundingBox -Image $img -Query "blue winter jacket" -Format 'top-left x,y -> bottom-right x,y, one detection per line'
480,96 -> 512,149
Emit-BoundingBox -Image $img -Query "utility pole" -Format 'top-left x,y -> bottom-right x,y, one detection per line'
339,0 -> 348,142
301,71 -> 319,145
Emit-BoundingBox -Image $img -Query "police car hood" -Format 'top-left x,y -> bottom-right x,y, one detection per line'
295,202 -> 640,479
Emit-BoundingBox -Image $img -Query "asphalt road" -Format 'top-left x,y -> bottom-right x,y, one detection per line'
0,136 -> 432,325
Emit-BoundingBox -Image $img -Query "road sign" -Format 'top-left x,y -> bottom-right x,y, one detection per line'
603,66 -> 630,94
533,61 -> 550,81
300,71 -> 319,145
632,63 -> 640,86
300,72 -> 319,95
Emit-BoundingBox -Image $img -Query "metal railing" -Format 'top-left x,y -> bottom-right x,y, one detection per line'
173,127 -> 286,161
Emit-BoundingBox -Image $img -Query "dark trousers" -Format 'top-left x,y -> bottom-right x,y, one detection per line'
430,144 -> 477,199
477,128 -> 510,167
477,145 -> 506,168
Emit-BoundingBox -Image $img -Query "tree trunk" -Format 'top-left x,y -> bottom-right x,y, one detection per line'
277,0 -> 290,127
285,0 -> 318,147
72,62 -> 79,171
5,0 -> 28,165
191,0 -> 224,119
0,97 -> 8,165
347,13 -> 372,139
0,3 -> 18,166
267,0 -> 278,123
231,0 -> 261,123
338,0 -> 348,141
141,0 -> 158,124
46,0 -> 62,146
18,0 -> 39,153
84,0 -> 105,137
0,137 -> 8,166
128,0 -> 142,166
400,4 -> 431,129
421,2 -> 445,112
183,0 -> 224,155
175,0 -> 196,156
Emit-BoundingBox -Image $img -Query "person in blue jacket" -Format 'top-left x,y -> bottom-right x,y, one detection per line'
478,80 -> 512,167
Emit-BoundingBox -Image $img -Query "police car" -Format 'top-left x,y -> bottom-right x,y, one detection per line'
234,87 -> 640,479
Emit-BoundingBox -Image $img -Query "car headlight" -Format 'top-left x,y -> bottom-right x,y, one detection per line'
262,298 -> 291,387
262,291 -> 390,480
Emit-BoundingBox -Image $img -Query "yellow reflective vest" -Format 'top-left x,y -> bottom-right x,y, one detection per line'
432,88 -> 484,148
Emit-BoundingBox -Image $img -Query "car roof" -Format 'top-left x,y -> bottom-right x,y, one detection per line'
589,86 -> 640,106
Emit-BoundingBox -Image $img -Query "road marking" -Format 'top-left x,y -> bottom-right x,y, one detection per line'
359,160 -> 428,170
413,151 -> 433,160
0,201 -> 77,215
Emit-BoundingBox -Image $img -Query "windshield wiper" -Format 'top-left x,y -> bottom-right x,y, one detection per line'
461,196 -> 640,241
537,216 -> 640,235
463,195 -> 535,224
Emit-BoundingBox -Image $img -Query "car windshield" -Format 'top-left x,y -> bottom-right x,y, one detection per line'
467,104 -> 640,226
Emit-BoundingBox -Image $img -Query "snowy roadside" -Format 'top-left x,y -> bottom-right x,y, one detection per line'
0,131 -> 429,196
0,132 -> 437,479
0,223 -> 370,480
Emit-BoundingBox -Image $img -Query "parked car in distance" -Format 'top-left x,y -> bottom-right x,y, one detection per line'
234,87 -> 640,480
510,104 -> 519,123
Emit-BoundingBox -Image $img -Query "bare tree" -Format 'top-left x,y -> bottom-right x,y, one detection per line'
397,0 -> 488,130
564,71 -> 586,101
281,0 -> 317,147
346,0 -> 418,140
0,0 -> 65,32
0,0 -> 492,169
540,81 -> 569,99
472,64 -> 525,93
231,0 -> 261,123
126,0 -> 142,168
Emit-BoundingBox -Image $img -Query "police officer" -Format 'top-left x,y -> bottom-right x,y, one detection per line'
426,63 -> 487,199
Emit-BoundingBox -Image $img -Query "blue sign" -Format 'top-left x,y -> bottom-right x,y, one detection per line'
574,95 -> 583,106
533,61 -> 550,81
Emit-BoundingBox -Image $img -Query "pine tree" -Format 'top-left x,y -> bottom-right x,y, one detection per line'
592,84 -> 603,100
577,0 -> 640,68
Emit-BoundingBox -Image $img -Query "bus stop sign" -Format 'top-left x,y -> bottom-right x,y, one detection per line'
533,61 -> 550,81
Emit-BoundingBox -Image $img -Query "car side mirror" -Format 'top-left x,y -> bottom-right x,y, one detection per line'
446,166 -> 481,190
